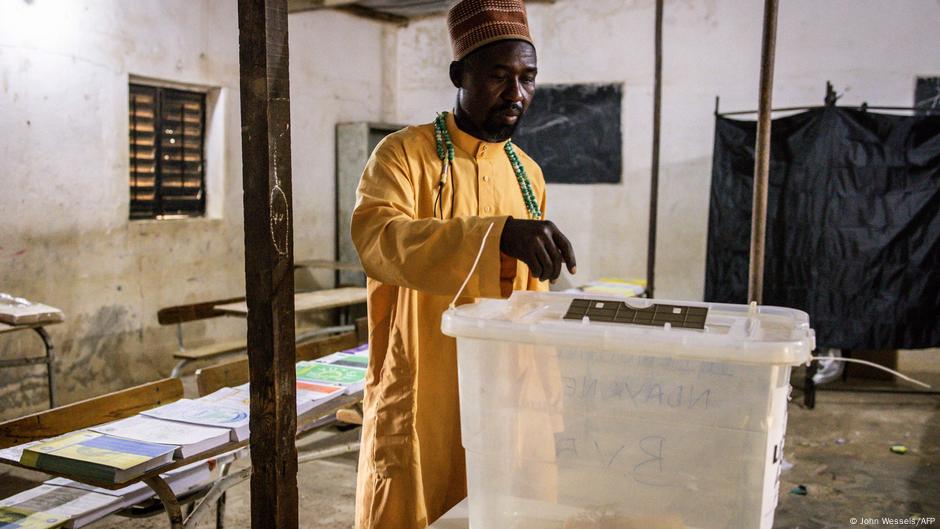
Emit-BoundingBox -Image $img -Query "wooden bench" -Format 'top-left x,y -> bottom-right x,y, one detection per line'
159,290 -> 367,378
0,373 -> 359,528
0,377 -> 183,450
157,297 -> 248,378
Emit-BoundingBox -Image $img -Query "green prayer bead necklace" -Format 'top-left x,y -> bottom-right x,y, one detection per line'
434,112 -> 542,220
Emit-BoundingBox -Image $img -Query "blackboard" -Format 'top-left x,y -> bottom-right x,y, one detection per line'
513,83 -> 623,184
915,77 -> 940,115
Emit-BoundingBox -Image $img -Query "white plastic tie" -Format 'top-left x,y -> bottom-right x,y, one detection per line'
809,356 -> 932,389
450,222 -> 496,309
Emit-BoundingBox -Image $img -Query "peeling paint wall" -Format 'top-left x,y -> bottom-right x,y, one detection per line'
392,0 -> 940,300
0,2 -> 385,419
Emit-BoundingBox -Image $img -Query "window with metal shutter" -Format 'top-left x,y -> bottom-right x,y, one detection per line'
128,84 -> 206,219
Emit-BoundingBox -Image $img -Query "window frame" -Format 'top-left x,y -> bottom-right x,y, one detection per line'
129,83 -> 208,220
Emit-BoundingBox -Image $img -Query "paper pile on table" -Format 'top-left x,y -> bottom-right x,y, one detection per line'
45,460 -> 212,511
142,391 -> 250,442
19,432 -> 175,484
90,415 -> 231,459
0,293 -> 64,325
0,484 -> 121,528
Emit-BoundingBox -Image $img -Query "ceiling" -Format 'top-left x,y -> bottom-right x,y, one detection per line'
288,0 -> 556,25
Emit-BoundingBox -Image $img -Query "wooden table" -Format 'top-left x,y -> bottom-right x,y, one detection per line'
0,392 -> 363,529
0,320 -> 60,408
214,287 -> 367,317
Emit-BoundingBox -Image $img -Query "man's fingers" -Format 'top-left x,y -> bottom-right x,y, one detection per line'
533,239 -> 554,282
544,236 -> 562,281
552,228 -> 577,275
526,248 -> 543,280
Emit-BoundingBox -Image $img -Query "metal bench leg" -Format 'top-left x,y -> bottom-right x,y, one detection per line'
144,475 -> 183,529
171,359 -> 189,378
32,326 -> 56,408
171,322 -> 188,378
216,460 -> 233,529
184,466 -> 251,528
297,440 -> 361,465
804,357 -> 818,409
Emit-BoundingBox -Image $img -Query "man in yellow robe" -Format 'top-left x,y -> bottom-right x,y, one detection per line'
351,1 -> 576,527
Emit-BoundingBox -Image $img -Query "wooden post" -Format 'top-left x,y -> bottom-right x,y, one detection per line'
646,0 -> 664,299
237,1 -> 298,528
748,0 -> 779,304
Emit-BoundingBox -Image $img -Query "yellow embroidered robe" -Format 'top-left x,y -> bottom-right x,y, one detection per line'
351,112 -> 549,529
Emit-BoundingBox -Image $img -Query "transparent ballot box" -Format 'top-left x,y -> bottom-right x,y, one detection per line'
442,292 -> 815,529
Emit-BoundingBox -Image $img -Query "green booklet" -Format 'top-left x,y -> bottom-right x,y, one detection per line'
19,431 -> 176,484
296,361 -> 365,392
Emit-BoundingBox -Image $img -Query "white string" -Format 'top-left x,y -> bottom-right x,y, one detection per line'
450,222 -> 496,309
810,356 -> 932,389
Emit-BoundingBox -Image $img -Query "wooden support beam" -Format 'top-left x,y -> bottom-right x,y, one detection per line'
646,0 -> 663,299
748,0 -> 779,304
237,1 -> 299,528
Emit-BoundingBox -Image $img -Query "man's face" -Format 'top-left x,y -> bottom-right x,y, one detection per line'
453,40 -> 537,142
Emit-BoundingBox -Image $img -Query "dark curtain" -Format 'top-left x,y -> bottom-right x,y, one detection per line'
705,106 -> 940,349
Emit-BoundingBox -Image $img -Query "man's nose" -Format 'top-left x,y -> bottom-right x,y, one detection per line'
502,78 -> 524,103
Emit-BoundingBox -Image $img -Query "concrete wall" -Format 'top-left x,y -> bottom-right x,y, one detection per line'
392,0 -> 940,300
0,1 -> 386,419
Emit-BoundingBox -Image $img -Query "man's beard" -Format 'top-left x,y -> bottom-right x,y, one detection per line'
481,102 -> 524,142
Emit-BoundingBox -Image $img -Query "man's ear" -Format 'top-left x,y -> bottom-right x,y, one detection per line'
449,61 -> 463,89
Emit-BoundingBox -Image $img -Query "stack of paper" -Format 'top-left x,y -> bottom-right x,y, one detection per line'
315,352 -> 368,369
141,392 -> 250,442
297,359 -> 367,395
46,460 -> 213,511
19,432 -> 175,484
234,381 -> 345,416
567,277 -> 647,298
0,293 -> 64,325
90,415 -> 231,459
0,440 -> 42,464
294,381 -> 345,412
347,343 -> 369,353
0,484 -> 122,528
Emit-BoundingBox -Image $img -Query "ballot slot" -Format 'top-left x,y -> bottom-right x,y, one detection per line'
563,298 -> 709,330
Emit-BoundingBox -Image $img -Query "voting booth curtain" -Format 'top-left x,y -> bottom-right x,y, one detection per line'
705,106 -> 940,350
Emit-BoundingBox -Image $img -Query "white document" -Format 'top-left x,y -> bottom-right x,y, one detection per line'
91,415 -> 230,459
0,484 -> 122,528
0,440 -> 41,463
44,477 -> 152,510
200,387 -> 250,408
45,461 -> 214,511
0,293 -> 64,325
142,397 -> 249,442
237,382 -> 346,416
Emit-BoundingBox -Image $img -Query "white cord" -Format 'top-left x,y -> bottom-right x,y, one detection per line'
450,222 -> 495,309
810,356 -> 932,389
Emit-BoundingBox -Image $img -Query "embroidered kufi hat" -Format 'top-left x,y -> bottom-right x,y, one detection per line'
447,0 -> 534,61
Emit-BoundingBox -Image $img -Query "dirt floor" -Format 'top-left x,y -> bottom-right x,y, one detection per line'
2,350 -> 938,529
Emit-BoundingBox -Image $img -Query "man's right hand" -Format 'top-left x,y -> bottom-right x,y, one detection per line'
499,217 -> 577,282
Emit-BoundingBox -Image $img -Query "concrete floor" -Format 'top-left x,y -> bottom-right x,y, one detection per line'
2,351 -> 938,529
